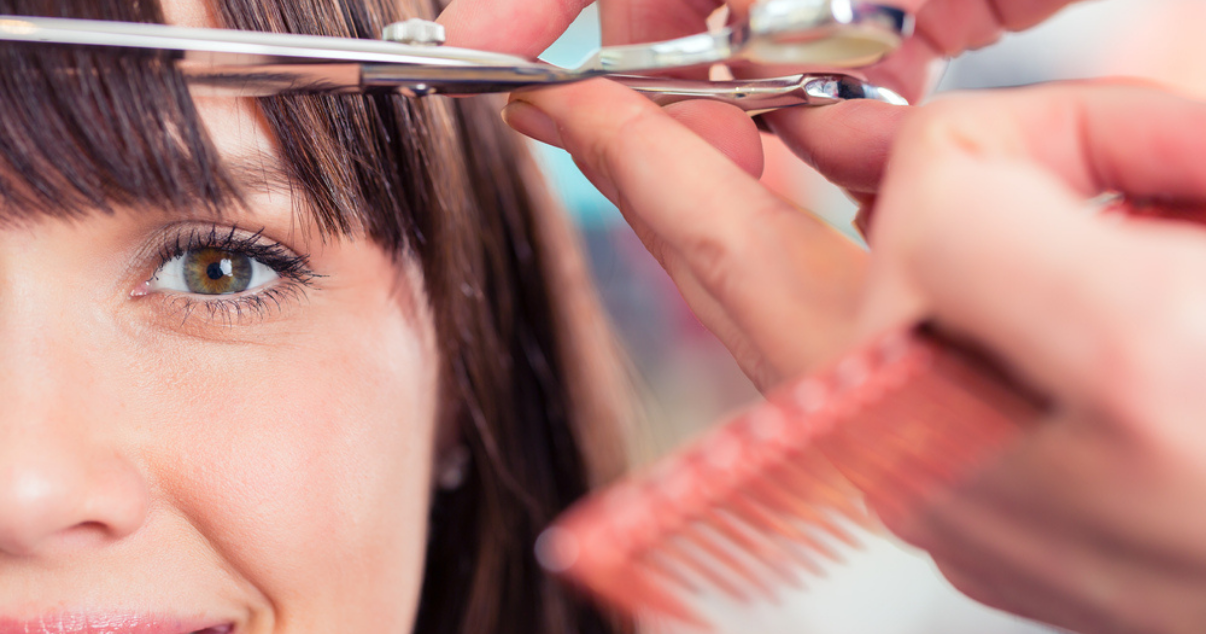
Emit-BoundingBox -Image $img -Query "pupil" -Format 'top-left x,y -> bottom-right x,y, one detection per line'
207,261 -> 227,280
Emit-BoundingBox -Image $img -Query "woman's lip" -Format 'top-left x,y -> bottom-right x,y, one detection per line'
0,614 -> 234,634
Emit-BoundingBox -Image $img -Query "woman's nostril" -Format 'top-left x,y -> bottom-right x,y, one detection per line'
0,446 -> 150,556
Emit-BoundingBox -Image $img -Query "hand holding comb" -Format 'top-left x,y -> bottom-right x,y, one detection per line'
536,323 -> 1045,626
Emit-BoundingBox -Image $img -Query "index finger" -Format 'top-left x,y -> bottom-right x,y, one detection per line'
510,78 -> 868,376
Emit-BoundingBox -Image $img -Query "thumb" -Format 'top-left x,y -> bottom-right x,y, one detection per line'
860,84 -> 1206,407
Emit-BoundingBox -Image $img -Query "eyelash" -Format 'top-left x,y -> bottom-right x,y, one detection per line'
149,225 -> 319,325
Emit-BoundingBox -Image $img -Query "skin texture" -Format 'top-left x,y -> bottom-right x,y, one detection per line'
0,2 -> 439,631
460,1 -> 1206,632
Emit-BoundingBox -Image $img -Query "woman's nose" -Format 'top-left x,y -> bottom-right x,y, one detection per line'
0,427 -> 150,558
0,325 -> 150,557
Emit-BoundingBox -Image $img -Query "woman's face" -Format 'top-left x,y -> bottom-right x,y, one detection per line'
0,2 -> 441,632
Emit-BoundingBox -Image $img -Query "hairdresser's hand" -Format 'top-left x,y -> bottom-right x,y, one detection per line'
856,82 -> 1206,634
440,0 -> 1082,198
503,75 -> 871,389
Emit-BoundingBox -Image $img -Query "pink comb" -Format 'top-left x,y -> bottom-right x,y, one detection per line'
537,324 -> 1044,627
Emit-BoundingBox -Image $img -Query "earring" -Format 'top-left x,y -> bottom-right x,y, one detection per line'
437,445 -> 471,491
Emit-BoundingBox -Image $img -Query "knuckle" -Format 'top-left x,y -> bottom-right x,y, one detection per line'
899,93 -> 1016,159
680,199 -> 785,304
742,352 -> 778,393
685,232 -> 740,303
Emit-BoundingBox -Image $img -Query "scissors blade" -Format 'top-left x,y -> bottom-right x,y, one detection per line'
0,15 -> 568,95
182,61 -> 587,97
0,15 -> 530,65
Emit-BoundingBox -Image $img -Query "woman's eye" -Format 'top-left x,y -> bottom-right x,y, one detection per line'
149,247 -> 280,295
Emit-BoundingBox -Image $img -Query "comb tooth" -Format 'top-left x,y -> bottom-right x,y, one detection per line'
776,453 -> 873,535
679,520 -> 779,598
699,509 -> 802,596
757,469 -> 865,551
640,548 -> 703,594
660,536 -> 753,602
723,493 -> 825,577
741,476 -> 846,562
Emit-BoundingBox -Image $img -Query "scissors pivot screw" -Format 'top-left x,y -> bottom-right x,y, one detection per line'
381,18 -> 445,46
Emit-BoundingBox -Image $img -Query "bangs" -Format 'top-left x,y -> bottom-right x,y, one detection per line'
0,0 -> 236,220
0,0 -> 448,253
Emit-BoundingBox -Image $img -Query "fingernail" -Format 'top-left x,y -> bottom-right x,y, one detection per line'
501,100 -> 564,148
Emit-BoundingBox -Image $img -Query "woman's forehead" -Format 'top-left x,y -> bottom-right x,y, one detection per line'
193,95 -> 291,195
160,0 -> 218,28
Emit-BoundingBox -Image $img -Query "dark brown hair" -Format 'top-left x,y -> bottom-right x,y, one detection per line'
0,0 -> 629,632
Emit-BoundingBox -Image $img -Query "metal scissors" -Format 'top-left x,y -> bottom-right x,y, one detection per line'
0,0 -> 912,111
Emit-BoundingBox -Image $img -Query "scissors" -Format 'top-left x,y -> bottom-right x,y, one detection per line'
0,0 -> 912,111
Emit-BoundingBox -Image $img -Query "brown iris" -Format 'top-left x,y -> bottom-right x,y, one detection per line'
183,248 -> 253,295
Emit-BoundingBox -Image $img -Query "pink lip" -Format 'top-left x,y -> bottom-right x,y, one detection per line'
0,614 -> 233,634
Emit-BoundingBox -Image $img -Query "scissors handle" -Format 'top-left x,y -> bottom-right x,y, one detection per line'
582,0 -> 912,73
605,73 -> 908,110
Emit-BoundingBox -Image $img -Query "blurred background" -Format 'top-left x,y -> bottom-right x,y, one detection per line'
532,1 -> 1206,632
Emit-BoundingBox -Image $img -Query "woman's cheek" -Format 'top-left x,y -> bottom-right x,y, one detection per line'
129,281 -> 439,631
